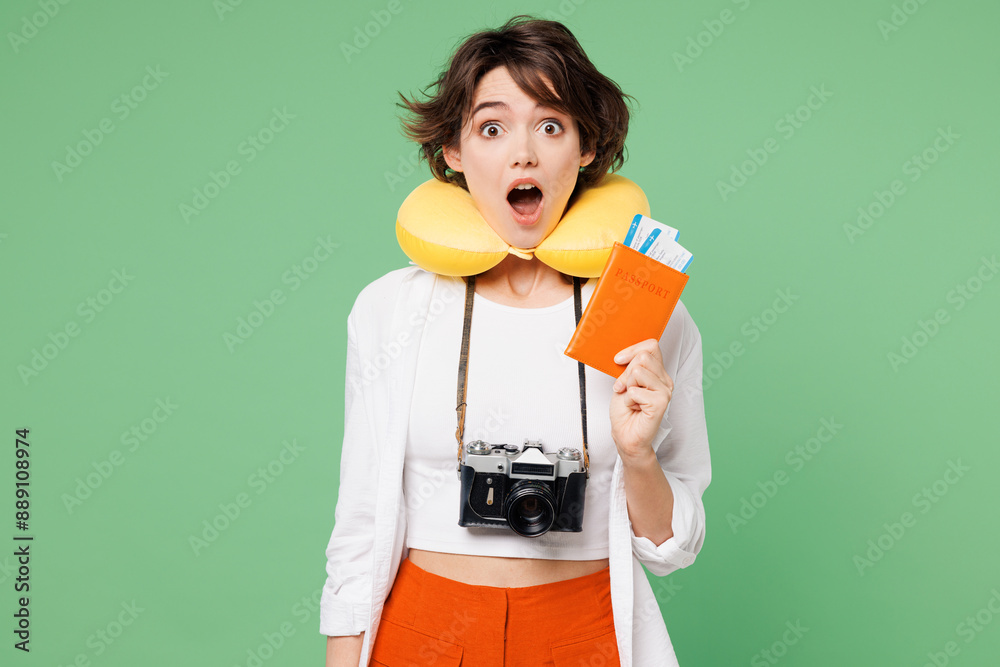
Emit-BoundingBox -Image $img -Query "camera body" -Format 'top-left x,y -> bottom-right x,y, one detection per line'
457,439 -> 587,537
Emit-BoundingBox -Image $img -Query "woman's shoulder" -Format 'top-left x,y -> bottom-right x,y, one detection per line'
657,298 -> 702,370
349,265 -> 439,323
669,298 -> 698,335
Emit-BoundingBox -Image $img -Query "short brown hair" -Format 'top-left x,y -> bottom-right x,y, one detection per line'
396,15 -> 635,199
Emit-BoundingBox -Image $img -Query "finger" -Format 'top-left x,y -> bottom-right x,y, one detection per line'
613,338 -> 660,365
623,363 -> 667,391
623,350 -> 672,389
614,363 -> 661,397
624,384 -> 668,412
615,345 -> 671,393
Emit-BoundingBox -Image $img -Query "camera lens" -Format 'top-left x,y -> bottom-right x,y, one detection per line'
520,497 -> 543,521
504,480 -> 555,537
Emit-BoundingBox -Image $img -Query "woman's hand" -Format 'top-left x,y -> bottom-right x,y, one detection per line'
609,338 -> 673,464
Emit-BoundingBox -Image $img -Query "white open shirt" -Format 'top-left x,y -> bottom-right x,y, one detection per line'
319,266 -> 712,667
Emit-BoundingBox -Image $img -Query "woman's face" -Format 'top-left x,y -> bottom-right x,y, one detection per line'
443,66 -> 595,251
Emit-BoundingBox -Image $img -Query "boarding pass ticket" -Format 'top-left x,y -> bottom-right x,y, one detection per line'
624,214 -> 693,273
624,214 -> 678,249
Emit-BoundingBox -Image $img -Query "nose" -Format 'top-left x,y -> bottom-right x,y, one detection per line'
508,128 -> 537,168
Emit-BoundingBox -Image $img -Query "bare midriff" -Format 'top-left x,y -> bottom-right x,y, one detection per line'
406,548 -> 610,587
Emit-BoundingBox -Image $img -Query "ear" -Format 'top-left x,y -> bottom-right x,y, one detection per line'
580,148 -> 596,168
443,143 -> 463,173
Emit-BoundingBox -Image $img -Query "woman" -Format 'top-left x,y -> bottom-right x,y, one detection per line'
321,15 -> 711,667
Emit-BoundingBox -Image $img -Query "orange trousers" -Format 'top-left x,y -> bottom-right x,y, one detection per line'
369,556 -> 621,666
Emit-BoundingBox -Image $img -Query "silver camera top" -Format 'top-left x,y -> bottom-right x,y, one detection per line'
460,438 -> 583,480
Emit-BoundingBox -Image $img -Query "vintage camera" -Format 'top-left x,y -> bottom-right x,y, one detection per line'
457,439 -> 587,537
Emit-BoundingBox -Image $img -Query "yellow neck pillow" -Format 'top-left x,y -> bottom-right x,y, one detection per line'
395,174 -> 650,278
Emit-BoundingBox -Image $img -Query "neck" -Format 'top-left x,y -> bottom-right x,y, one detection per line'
475,254 -> 571,299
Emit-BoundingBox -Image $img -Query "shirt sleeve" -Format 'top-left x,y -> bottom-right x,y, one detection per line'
319,307 -> 377,636
629,313 -> 712,577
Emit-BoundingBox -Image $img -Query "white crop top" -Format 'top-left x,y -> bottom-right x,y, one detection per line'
403,275 -> 618,560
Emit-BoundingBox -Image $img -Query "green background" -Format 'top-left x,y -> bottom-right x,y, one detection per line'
3,0 -> 998,665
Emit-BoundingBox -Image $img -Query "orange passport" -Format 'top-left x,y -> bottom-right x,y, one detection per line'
565,241 -> 689,377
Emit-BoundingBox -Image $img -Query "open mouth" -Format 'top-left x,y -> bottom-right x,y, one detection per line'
506,183 -> 544,224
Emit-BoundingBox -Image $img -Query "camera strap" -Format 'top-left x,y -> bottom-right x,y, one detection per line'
455,275 -> 590,478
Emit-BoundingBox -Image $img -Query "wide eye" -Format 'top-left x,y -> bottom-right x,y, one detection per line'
479,122 -> 502,138
540,120 -> 564,135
